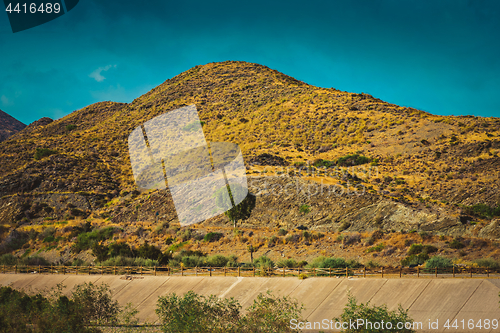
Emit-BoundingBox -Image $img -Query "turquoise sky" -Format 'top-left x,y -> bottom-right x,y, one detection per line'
1,0 -> 499,124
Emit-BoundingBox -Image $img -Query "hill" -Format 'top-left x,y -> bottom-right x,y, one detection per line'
0,109 -> 26,142
0,61 -> 499,266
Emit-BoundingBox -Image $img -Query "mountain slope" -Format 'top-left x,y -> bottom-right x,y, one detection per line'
0,61 -> 499,238
0,109 -> 26,142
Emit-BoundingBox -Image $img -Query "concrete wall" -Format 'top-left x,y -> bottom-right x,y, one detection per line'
1,274 -> 499,332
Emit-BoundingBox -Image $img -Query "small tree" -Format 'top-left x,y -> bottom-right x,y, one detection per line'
71,282 -> 120,326
247,244 -> 255,263
334,293 -> 416,333
215,184 -> 256,228
242,291 -> 305,332
156,291 -> 241,333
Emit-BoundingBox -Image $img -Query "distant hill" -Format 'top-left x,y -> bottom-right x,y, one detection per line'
0,61 -> 499,239
0,109 -> 26,142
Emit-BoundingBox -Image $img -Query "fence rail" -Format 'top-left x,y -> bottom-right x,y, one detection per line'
1,265 -> 499,279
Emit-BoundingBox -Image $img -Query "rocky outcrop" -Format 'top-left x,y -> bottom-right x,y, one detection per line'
478,219 -> 500,239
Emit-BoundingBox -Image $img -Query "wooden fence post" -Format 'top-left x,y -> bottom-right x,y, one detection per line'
363,267 -> 366,278
345,267 -> 348,278
381,267 -> 384,278
453,266 -> 455,278
140,266 -> 143,276
88,266 -> 91,275
253,267 -> 255,277
399,266 -> 402,278
417,267 -> 419,278
238,267 -> 241,277
114,266 -> 116,275
435,267 -> 437,278
209,267 -> 212,277
154,266 -> 156,276
39,265 -> 41,274
329,267 -> 331,277
487,268 -> 489,278
470,267 -> 472,278
15,265 -> 17,274
181,266 -> 184,276
283,267 -> 285,277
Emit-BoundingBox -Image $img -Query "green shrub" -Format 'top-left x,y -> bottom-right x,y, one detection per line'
137,242 -> 162,260
0,285 -> 95,333
308,256 -> 360,269
109,242 -> 134,258
407,244 -> 438,255
34,148 -> 58,160
254,255 -> 274,269
277,228 -> 288,236
334,293 -> 416,332
19,256 -> 50,266
401,253 -> 429,267
206,254 -> 229,267
38,226 -> 56,241
71,258 -> 88,266
72,227 -> 116,253
65,124 -> 78,131
425,256 -> 453,269
156,290 -> 303,333
299,204 -> 311,214
156,291 -> 241,333
312,159 -> 335,168
43,235 -> 55,243
277,259 -> 298,268
0,282 -> 138,333
365,260 -> 380,268
474,258 -> 500,269
449,238 -> 465,249
0,253 -> 18,265
243,291 -> 305,332
204,232 -> 223,242
72,282 -> 120,325
0,230 -> 29,253
462,204 -> 500,219
98,256 -> 158,267
366,243 -> 385,253
337,154 -> 371,167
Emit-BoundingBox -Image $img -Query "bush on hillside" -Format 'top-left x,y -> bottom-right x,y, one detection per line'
425,256 -> 453,269
34,148 -> 58,160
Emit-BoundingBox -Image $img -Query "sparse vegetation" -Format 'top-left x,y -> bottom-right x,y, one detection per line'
334,293 -> 416,333
156,290 -> 304,333
33,148 -> 58,160
425,256 -> 453,269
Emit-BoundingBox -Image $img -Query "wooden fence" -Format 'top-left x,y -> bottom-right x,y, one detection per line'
1,265 -> 499,279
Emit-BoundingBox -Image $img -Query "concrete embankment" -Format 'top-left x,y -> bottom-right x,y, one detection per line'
1,274 -> 499,332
